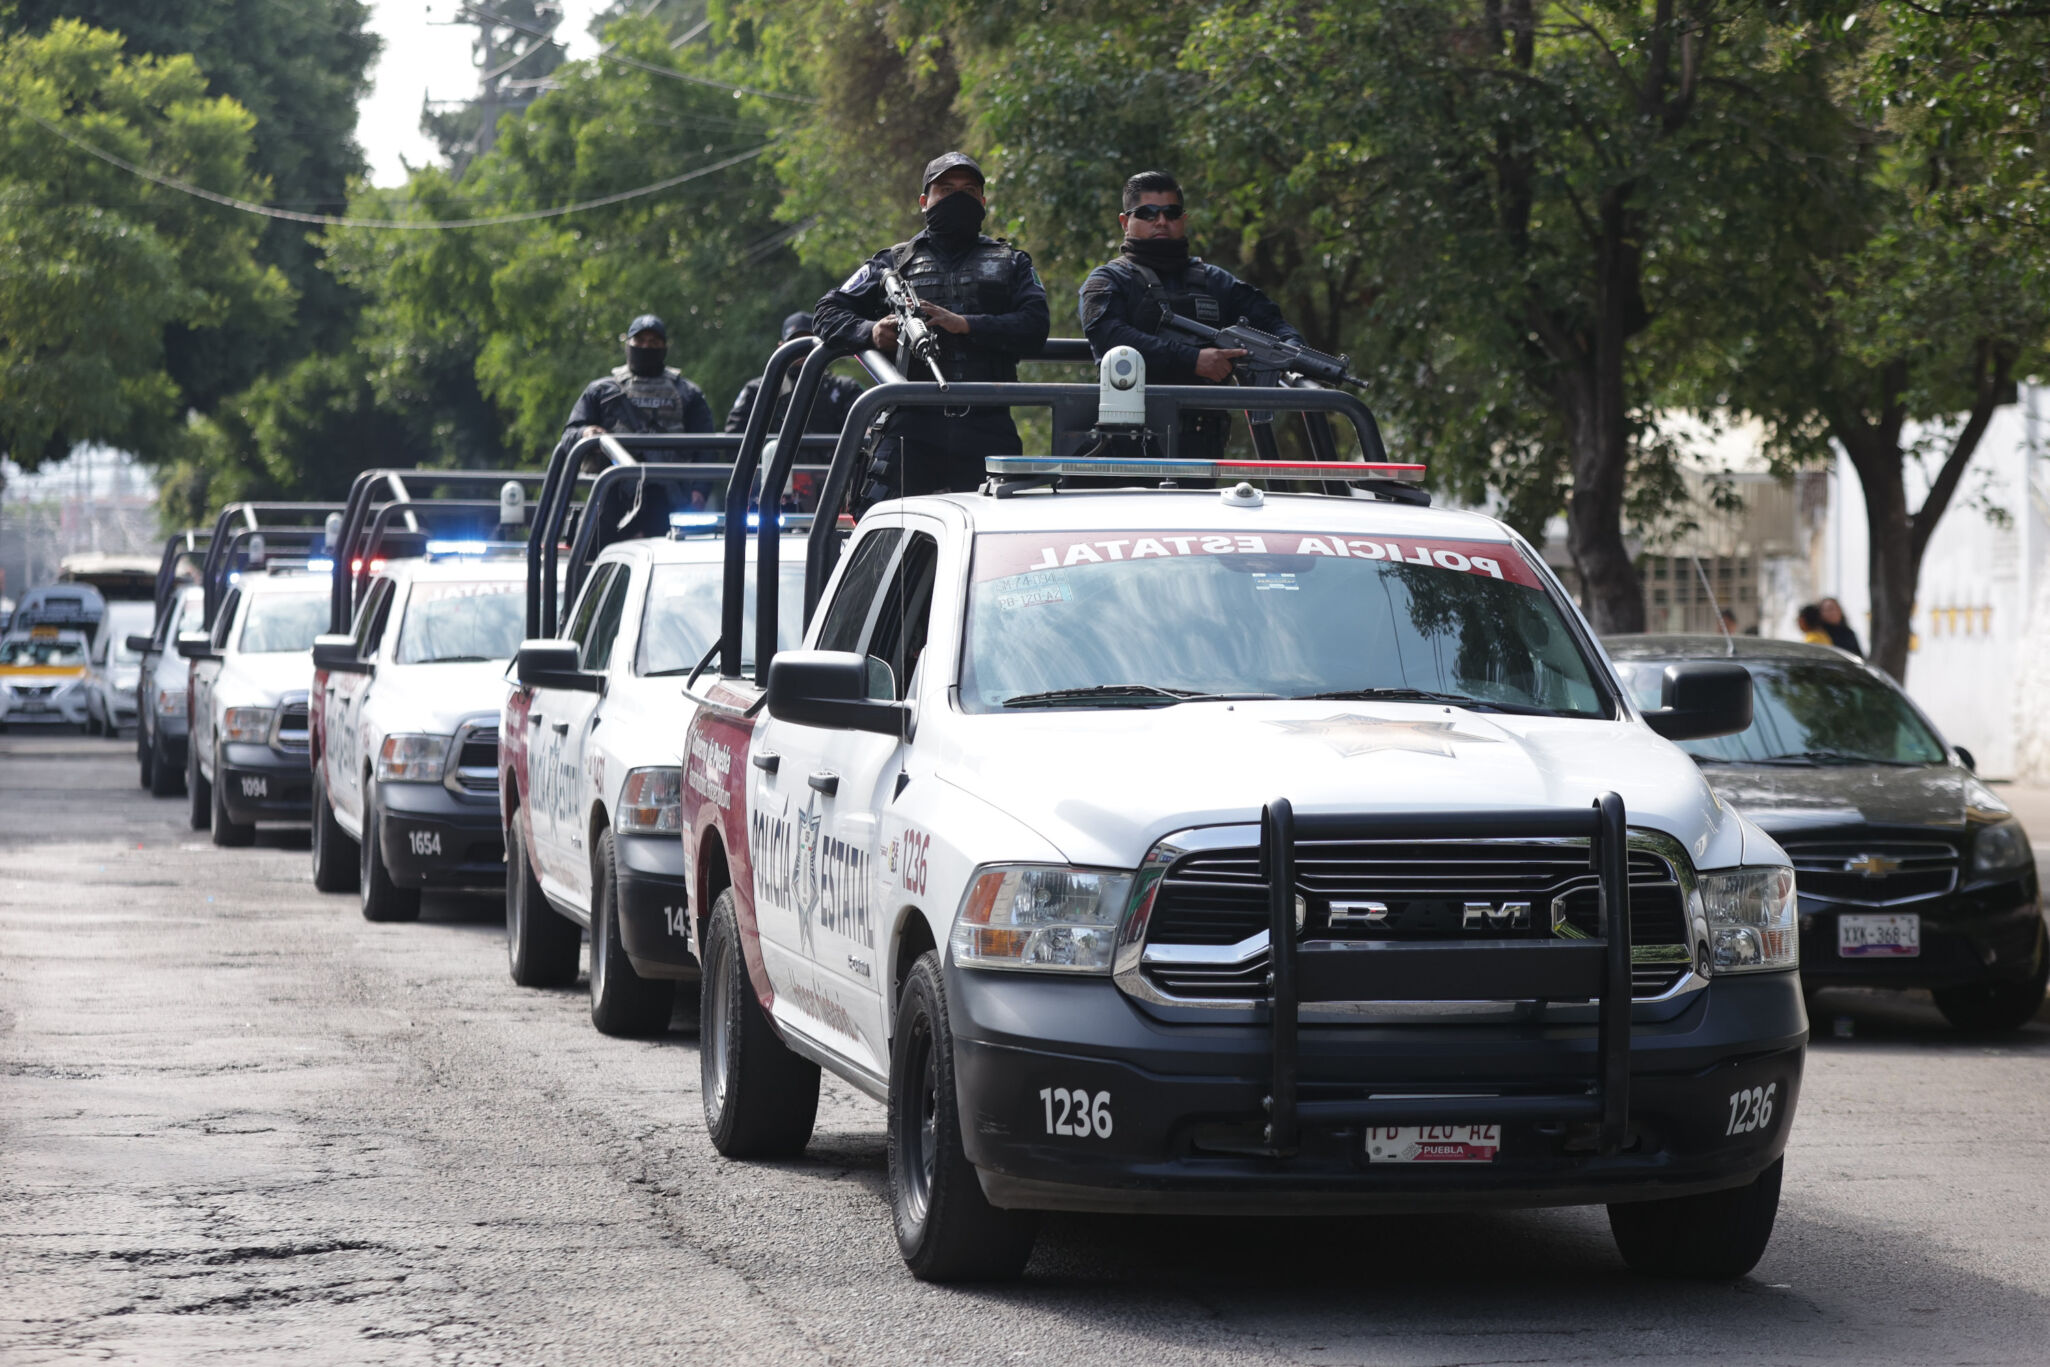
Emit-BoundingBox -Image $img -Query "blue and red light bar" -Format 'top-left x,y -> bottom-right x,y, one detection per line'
983,457 -> 1427,484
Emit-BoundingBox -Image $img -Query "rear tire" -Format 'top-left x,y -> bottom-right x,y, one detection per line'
210,748 -> 255,847
887,951 -> 1037,1281
589,830 -> 673,1036
1609,1157 -> 1783,1279
505,813 -> 579,985
137,726 -> 153,788
187,740 -> 212,831
358,785 -> 420,922
1934,923 -> 2049,1033
700,890 -> 819,1157
310,767 -> 360,894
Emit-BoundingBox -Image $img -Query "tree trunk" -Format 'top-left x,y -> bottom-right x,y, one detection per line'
1562,381 -> 1646,634
1857,456 -> 1918,680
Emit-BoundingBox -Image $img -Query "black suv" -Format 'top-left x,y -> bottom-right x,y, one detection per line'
1607,636 -> 2045,1032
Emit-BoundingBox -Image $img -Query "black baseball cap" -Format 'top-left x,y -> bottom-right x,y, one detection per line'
780,312 -> 815,342
921,151 -> 985,193
622,313 -> 667,341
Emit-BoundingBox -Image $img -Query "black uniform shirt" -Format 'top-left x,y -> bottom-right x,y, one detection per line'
1079,256 -> 1303,386
723,372 -> 866,435
813,230 -> 1050,369
560,370 -> 714,442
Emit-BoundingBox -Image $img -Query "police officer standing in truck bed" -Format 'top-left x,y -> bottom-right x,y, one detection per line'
561,313 -> 715,443
1080,171 -> 1305,460
812,152 -> 1049,503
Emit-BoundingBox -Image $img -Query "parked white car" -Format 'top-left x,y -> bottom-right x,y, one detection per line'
84,599 -> 154,736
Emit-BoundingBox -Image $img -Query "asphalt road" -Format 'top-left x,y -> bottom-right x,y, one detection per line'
5,734 -> 2050,1366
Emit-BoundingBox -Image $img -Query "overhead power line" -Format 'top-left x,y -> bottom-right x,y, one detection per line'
16,108 -> 776,230
457,2 -> 814,103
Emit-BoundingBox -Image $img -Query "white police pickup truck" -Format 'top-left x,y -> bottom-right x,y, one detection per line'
679,445 -> 1806,1283
178,569 -> 329,846
310,555 -> 527,920
502,526 -> 806,1035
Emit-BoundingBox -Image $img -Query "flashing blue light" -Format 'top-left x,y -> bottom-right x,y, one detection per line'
666,511 -> 812,534
306,557 -> 335,572
425,539 -> 493,556
227,571 -> 242,584
667,512 -> 722,529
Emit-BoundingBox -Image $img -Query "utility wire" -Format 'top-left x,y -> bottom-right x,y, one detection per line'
457,2 -> 813,103
16,107 -> 775,230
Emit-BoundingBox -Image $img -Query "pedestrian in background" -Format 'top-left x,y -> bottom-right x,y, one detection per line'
1798,604 -> 1832,645
1818,597 -> 1863,656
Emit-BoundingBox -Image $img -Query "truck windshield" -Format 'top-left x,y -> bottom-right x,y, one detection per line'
1614,658 -> 1947,766
638,562 -> 805,676
395,582 -> 525,664
238,594 -> 328,654
961,529 -> 1610,716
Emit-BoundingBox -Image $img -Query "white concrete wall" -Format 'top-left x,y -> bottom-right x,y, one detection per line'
1819,390 -> 2050,778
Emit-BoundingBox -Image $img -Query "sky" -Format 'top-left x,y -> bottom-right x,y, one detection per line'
357,0 -> 613,186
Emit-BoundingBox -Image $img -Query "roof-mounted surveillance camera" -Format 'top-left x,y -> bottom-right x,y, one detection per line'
500,480 -> 527,527
1098,346 -> 1146,427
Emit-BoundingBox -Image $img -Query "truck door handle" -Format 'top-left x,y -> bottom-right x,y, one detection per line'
751,751 -> 779,774
807,771 -> 839,796
551,721 -> 569,735
527,713 -> 543,726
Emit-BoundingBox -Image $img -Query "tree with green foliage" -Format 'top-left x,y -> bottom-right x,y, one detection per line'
329,14 -> 835,465
1704,2 -> 2050,680
0,21 -> 288,471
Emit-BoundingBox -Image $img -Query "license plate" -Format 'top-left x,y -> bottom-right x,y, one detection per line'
1365,1124 -> 1501,1163
1839,912 -> 1920,958
20,700 -> 48,714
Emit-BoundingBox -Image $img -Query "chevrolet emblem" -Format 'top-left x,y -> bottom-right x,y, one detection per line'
1843,853 -> 1901,878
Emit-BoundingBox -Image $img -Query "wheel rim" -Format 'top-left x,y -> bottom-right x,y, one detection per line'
899,1017 -> 937,1226
704,932 -> 732,1116
591,893 -> 611,1001
359,806 -> 374,908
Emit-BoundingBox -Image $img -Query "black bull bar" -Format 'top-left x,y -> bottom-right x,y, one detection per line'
1260,793 -> 1634,1156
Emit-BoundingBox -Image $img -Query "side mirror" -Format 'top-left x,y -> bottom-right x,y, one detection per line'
1955,745 -> 1977,773
125,634 -> 156,654
312,633 -> 371,674
516,639 -> 600,692
766,650 -> 908,737
175,630 -> 216,661
1642,661 -> 1752,741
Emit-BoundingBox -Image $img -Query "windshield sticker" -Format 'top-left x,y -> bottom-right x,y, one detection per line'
1251,573 -> 1299,592
987,571 -> 1073,609
973,532 -> 1541,587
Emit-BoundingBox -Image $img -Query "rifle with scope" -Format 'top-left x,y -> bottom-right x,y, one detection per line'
1160,313 -> 1363,391
880,267 -> 950,390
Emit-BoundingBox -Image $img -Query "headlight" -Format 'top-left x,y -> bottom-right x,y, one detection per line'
154,685 -> 185,716
377,733 -> 451,782
1972,819 -> 2034,877
950,865 -> 1132,974
1699,866 -> 1798,973
221,706 -> 275,744
617,767 -> 682,834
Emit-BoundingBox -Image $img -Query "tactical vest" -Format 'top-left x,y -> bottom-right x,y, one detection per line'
890,237 -> 1020,384
607,364 -> 692,433
1119,258 -> 1225,334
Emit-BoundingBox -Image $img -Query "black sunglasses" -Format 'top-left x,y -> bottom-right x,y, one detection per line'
1127,203 -> 1185,222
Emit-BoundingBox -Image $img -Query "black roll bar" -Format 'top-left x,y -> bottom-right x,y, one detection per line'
1259,795 -> 1634,1156
200,503 -> 340,625
799,380 -> 1394,621
720,337 -> 820,675
152,529 -> 208,631
753,340 -> 843,684
331,469 -> 549,636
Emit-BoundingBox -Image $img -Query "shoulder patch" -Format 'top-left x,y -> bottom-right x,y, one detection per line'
839,261 -> 872,293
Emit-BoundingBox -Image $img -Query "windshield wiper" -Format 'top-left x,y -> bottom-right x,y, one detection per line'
421,655 -> 493,664
1749,749 -> 1920,767
1295,686 -> 1560,717
1002,683 -> 1277,709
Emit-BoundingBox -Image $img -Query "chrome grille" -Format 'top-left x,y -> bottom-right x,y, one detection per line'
444,720 -> 499,797
270,693 -> 311,752
1143,839 -> 1692,1003
1779,838 -> 1958,906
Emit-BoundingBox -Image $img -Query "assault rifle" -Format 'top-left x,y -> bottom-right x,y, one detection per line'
1161,313 -> 1362,391
880,267 -> 950,390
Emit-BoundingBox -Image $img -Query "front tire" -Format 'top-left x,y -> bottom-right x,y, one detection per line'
887,952 -> 1038,1282
700,890 -> 818,1157
137,725 -> 153,788
505,812 -> 579,985
210,748 -> 255,847
187,740 -> 212,831
589,830 -> 673,1036
149,728 -> 183,797
310,766 -> 360,894
1609,1157 -> 1783,1279
358,784 -> 420,922
1933,922 -> 2049,1033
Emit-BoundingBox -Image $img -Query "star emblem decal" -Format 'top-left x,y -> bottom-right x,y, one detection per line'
1266,713 -> 1503,759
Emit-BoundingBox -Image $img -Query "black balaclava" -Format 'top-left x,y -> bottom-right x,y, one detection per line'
626,343 -> 667,378
1123,235 -> 1191,270
922,190 -> 987,249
